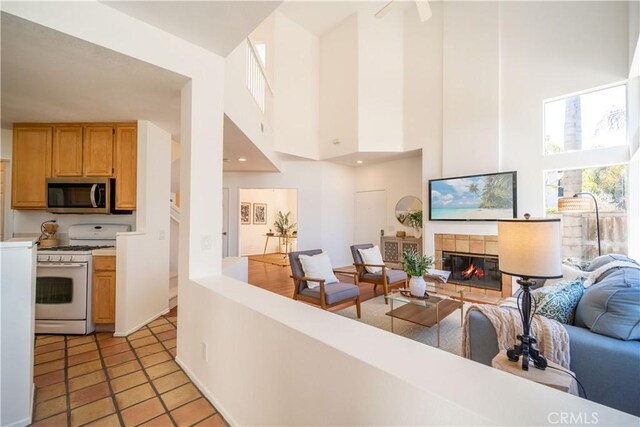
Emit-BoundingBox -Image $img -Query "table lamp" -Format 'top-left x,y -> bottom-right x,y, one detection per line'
558,192 -> 601,256
498,215 -> 562,371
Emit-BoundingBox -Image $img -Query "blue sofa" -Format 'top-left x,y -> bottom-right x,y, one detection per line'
467,255 -> 640,417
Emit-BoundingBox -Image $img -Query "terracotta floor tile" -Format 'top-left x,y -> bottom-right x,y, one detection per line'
110,370 -> 148,393
168,348 -> 177,358
101,342 -> 131,357
140,351 -> 172,368
145,361 -> 180,380
36,381 -> 67,403
31,411 -> 68,427
84,413 -> 122,426
150,323 -> 174,334
98,337 -> 128,348
34,359 -> 65,376
95,332 -> 114,341
135,343 -> 166,358
130,336 -> 158,349
165,316 -> 177,323
156,330 -> 177,342
193,413 -> 226,427
67,342 -> 98,356
170,398 -> 215,427
107,360 -> 142,379
128,328 -> 152,341
68,359 -> 103,379
35,335 -> 65,345
161,339 -> 177,350
67,335 -> 96,347
104,350 -> 137,367
70,396 -> 116,427
120,397 -> 166,426
148,317 -> 169,328
35,341 -> 65,355
34,370 -> 65,388
70,382 -> 111,409
68,349 -> 100,367
152,371 -> 190,394
69,370 -> 106,392
115,383 -> 156,410
139,413 -> 174,427
160,383 -> 201,411
34,395 -> 67,421
35,349 -> 65,365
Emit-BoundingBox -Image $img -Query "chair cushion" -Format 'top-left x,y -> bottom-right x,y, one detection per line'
300,282 -> 360,305
289,249 -> 323,291
350,243 -> 374,267
531,279 -> 585,324
298,252 -> 338,289
362,269 -> 407,285
358,245 -> 384,273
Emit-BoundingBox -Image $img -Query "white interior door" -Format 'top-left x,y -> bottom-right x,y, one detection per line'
355,190 -> 386,246
222,187 -> 229,258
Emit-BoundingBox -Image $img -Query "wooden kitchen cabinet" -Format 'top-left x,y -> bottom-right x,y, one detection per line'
53,126 -> 83,177
83,126 -> 114,177
92,256 -> 116,324
114,126 -> 137,210
11,126 -> 53,209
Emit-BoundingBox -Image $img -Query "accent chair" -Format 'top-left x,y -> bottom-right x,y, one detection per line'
289,249 -> 361,317
350,243 -> 408,304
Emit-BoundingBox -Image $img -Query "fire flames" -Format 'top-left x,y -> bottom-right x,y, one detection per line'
461,263 -> 485,279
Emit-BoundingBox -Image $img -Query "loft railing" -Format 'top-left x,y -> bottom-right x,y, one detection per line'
245,38 -> 273,114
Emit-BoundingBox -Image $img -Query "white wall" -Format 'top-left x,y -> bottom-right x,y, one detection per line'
224,160 -> 356,266
0,240 -> 36,427
357,11 -> 404,153
115,121 -> 171,335
239,188 -> 297,255
319,14 -> 359,159
273,12 -> 320,160
355,156 -> 422,236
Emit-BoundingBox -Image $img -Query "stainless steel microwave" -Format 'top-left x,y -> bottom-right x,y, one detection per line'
46,177 -> 113,214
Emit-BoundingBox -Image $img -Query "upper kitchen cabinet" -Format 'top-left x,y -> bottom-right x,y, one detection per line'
114,126 -> 137,210
11,126 -> 52,209
83,126 -> 114,177
53,126 -> 83,177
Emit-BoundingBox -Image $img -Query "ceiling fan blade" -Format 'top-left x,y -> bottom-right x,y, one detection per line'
375,0 -> 395,19
415,0 -> 432,22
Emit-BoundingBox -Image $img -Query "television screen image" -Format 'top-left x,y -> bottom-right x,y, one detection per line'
429,172 -> 517,221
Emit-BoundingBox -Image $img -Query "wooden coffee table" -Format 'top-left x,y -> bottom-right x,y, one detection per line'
385,284 -> 464,348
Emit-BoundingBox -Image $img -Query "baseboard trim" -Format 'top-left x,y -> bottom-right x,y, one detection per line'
175,356 -> 238,427
113,309 -> 170,337
5,414 -> 32,427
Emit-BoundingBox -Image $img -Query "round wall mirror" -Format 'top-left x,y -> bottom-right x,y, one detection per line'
395,196 -> 422,226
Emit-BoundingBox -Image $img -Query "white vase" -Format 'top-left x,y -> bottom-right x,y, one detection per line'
409,275 -> 426,297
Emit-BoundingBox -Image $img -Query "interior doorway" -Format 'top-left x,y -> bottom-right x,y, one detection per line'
222,188 -> 229,258
238,188 -> 298,258
355,190 -> 386,246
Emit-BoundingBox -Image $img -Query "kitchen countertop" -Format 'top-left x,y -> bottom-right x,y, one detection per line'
92,248 -> 117,256
1,237 -> 38,248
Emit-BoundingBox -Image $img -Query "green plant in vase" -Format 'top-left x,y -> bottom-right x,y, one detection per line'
406,209 -> 423,236
402,248 -> 434,297
273,211 -> 296,237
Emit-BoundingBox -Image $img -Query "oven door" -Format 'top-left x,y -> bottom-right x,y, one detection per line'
36,262 -> 88,320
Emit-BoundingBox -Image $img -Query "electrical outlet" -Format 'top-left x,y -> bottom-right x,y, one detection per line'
201,235 -> 212,250
201,341 -> 208,362
159,230 -> 165,241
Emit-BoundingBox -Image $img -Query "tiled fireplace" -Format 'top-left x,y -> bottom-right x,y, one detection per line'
434,234 -> 512,302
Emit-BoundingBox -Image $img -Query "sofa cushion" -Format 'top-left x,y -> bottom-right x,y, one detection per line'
298,252 -> 338,289
574,264 -> 640,340
362,269 -> 408,285
358,245 -> 384,274
532,279 -> 584,324
300,282 -> 359,305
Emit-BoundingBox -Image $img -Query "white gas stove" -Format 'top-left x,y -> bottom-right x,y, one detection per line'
36,224 -> 130,335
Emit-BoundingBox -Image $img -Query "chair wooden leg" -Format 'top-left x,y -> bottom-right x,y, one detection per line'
383,282 -> 389,304
373,284 -> 378,295
355,296 -> 361,319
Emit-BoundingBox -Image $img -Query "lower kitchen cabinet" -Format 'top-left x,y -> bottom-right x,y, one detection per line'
92,256 -> 116,324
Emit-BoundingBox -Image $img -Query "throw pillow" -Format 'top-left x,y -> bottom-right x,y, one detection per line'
298,252 -> 339,289
543,264 -> 588,287
531,279 -> 585,324
358,246 -> 385,274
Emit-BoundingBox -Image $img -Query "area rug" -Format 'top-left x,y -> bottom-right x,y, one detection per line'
247,253 -> 289,267
336,295 -> 469,356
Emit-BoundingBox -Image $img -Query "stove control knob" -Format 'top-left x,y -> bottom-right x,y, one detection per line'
37,255 -> 49,262
49,255 -> 61,262
61,255 -> 72,262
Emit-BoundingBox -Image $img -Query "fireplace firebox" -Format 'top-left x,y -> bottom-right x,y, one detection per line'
442,251 -> 502,291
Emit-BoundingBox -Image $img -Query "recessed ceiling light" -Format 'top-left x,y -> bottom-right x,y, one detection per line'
356,160 -> 363,164
238,158 -> 247,162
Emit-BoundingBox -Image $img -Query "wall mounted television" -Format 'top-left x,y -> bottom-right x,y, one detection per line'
428,171 -> 517,221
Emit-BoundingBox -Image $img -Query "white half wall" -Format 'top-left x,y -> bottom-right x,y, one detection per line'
115,121 -> 171,335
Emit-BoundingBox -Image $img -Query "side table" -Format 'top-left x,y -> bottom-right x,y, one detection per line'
491,351 -> 579,395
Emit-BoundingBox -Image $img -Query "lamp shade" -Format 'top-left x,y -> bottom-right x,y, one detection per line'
558,196 -> 593,213
498,218 -> 562,279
